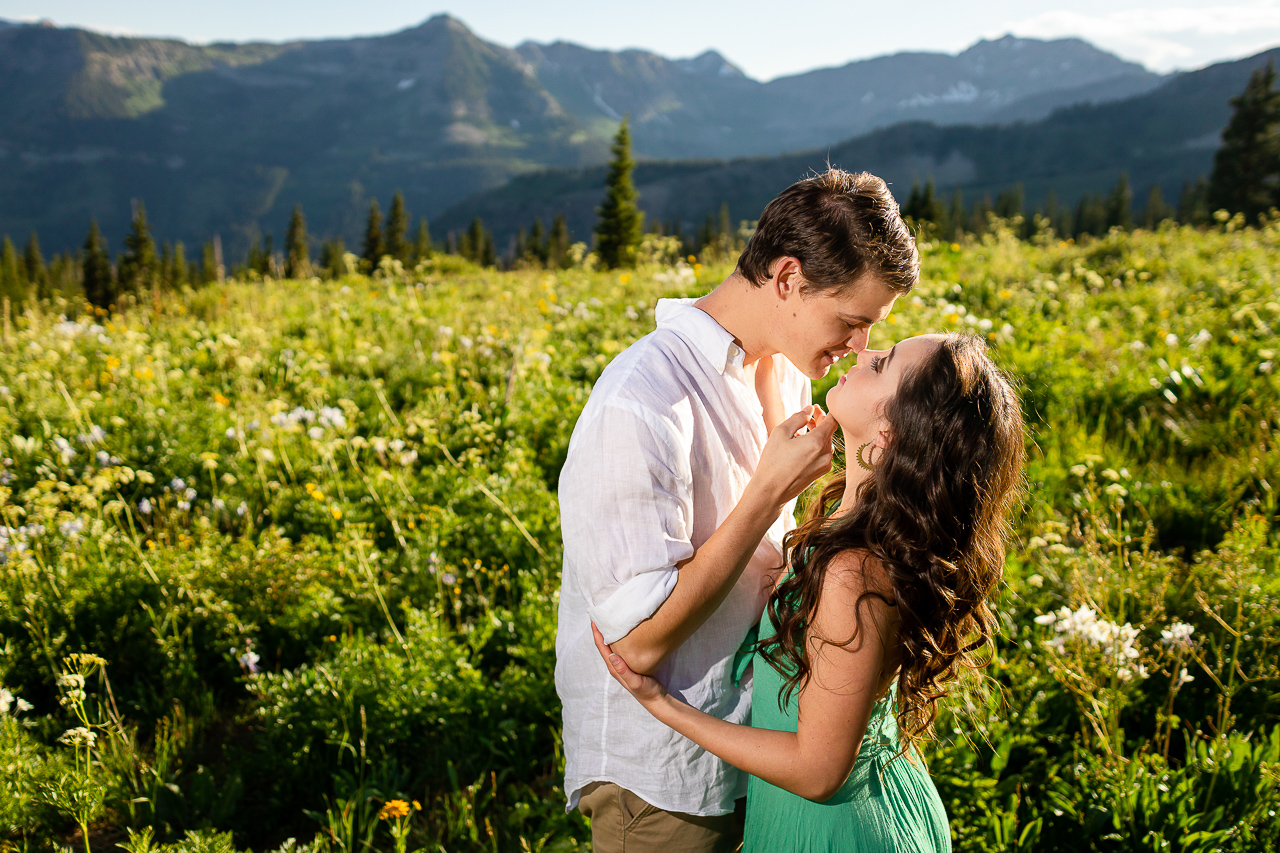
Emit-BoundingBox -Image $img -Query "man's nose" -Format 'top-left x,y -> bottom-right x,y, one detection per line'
848,325 -> 871,352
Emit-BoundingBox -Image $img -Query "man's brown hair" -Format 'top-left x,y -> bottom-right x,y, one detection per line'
737,169 -> 919,295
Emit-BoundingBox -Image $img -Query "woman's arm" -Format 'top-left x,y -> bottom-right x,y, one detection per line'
594,551 -> 897,802
609,407 -> 835,674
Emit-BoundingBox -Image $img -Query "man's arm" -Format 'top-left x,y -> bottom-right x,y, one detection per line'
610,407 -> 837,673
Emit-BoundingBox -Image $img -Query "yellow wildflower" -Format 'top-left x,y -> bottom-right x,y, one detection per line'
213,392 -> 230,406
379,799 -> 411,820
330,507 -> 342,520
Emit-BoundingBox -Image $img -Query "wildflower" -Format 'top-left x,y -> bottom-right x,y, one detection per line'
0,687 -> 13,714
237,503 -> 248,517
379,799 -> 411,820
442,572 -> 457,585
59,689 -> 87,707
56,673 -> 85,690
138,498 -> 152,515
170,477 -> 186,491
1178,668 -> 1194,684
1069,464 -> 1089,477
213,498 -> 226,511
1160,622 -> 1195,647
58,727 -> 96,748
213,392 -> 230,406
1165,333 -> 1179,346
330,507 -> 342,520
238,650 -> 261,674
308,426 -> 325,440
225,427 -> 238,439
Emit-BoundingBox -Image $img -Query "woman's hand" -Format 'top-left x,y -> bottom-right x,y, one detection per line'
593,623 -> 669,706
749,405 -> 838,508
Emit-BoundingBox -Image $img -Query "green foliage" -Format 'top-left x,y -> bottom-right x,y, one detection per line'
82,219 -> 114,309
119,202 -> 159,296
0,223 -> 1275,852
286,205 -> 311,281
594,118 -> 644,269
1210,63 -> 1280,222
384,193 -> 410,265
363,201 -> 384,271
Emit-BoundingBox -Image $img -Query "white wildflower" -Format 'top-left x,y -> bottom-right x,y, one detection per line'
58,727 -> 96,748
1160,622 -> 1195,648
138,498 -> 152,515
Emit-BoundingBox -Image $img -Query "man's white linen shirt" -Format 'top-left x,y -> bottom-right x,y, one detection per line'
556,297 -> 811,817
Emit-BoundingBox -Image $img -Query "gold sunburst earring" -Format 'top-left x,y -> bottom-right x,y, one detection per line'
855,442 -> 877,471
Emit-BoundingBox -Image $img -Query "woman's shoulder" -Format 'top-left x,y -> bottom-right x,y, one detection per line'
821,549 -> 896,605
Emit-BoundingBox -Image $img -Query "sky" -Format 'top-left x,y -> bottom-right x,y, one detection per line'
4,1 -> 1280,80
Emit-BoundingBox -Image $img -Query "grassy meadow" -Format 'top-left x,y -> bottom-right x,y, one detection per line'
0,221 -> 1278,852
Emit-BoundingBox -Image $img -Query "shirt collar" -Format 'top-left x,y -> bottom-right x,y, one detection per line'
654,298 -> 743,375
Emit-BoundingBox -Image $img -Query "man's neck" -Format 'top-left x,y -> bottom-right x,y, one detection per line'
693,272 -> 774,367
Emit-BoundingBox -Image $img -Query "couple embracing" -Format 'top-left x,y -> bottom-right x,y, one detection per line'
556,169 -> 1025,852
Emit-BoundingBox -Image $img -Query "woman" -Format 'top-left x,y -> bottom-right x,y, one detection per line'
594,332 -> 1025,852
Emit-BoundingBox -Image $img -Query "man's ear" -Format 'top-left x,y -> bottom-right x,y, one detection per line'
771,257 -> 804,300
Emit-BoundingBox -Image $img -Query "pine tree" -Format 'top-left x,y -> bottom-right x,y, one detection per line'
201,242 -> 218,285
363,199 -> 384,268
1073,193 -> 1108,237
1105,173 -> 1133,230
1178,178 -> 1212,225
595,117 -> 644,268
528,218 -> 547,265
23,232 -> 46,298
1209,63 -> 1280,222
82,220 -> 115,310
548,213 -> 571,269
385,191 -> 410,262
118,201 -> 158,296
172,242 -> 189,288
322,237 -> 349,278
463,218 -> 496,267
995,184 -> 1025,221
285,205 -> 310,279
1143,185 -> 1174,228
0,237 -> 24,306
413,218 -> 432,262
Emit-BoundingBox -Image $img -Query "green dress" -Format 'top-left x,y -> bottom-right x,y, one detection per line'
740,610 -> 952,852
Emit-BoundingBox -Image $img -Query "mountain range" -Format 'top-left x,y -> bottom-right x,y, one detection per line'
438,46 -> 1280,246
0,14 -> 1177,255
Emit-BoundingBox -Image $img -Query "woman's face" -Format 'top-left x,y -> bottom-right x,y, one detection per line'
824,334 -> 942,445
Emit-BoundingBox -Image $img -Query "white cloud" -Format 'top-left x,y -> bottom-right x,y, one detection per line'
998,4 -> 1280,70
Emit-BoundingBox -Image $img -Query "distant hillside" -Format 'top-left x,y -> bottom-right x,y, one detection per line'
0,15 -> 1163,255
437,47 -> 1280,248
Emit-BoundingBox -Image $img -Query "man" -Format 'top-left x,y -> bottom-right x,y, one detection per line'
556,169 -> 919,852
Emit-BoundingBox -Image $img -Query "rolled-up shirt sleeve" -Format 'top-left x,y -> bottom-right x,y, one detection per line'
560,401 -> 694,644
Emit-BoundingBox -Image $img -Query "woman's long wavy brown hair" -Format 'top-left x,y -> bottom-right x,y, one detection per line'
761,333 -> 1025,749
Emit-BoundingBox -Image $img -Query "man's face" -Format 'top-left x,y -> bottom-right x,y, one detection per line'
775,273 -> 900,380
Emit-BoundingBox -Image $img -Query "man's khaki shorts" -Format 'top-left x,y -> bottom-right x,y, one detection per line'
578,781 -> 744,853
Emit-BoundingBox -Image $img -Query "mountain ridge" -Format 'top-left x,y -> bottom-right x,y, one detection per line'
0,15 -> 1207,256
433,45 -> 1280,250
